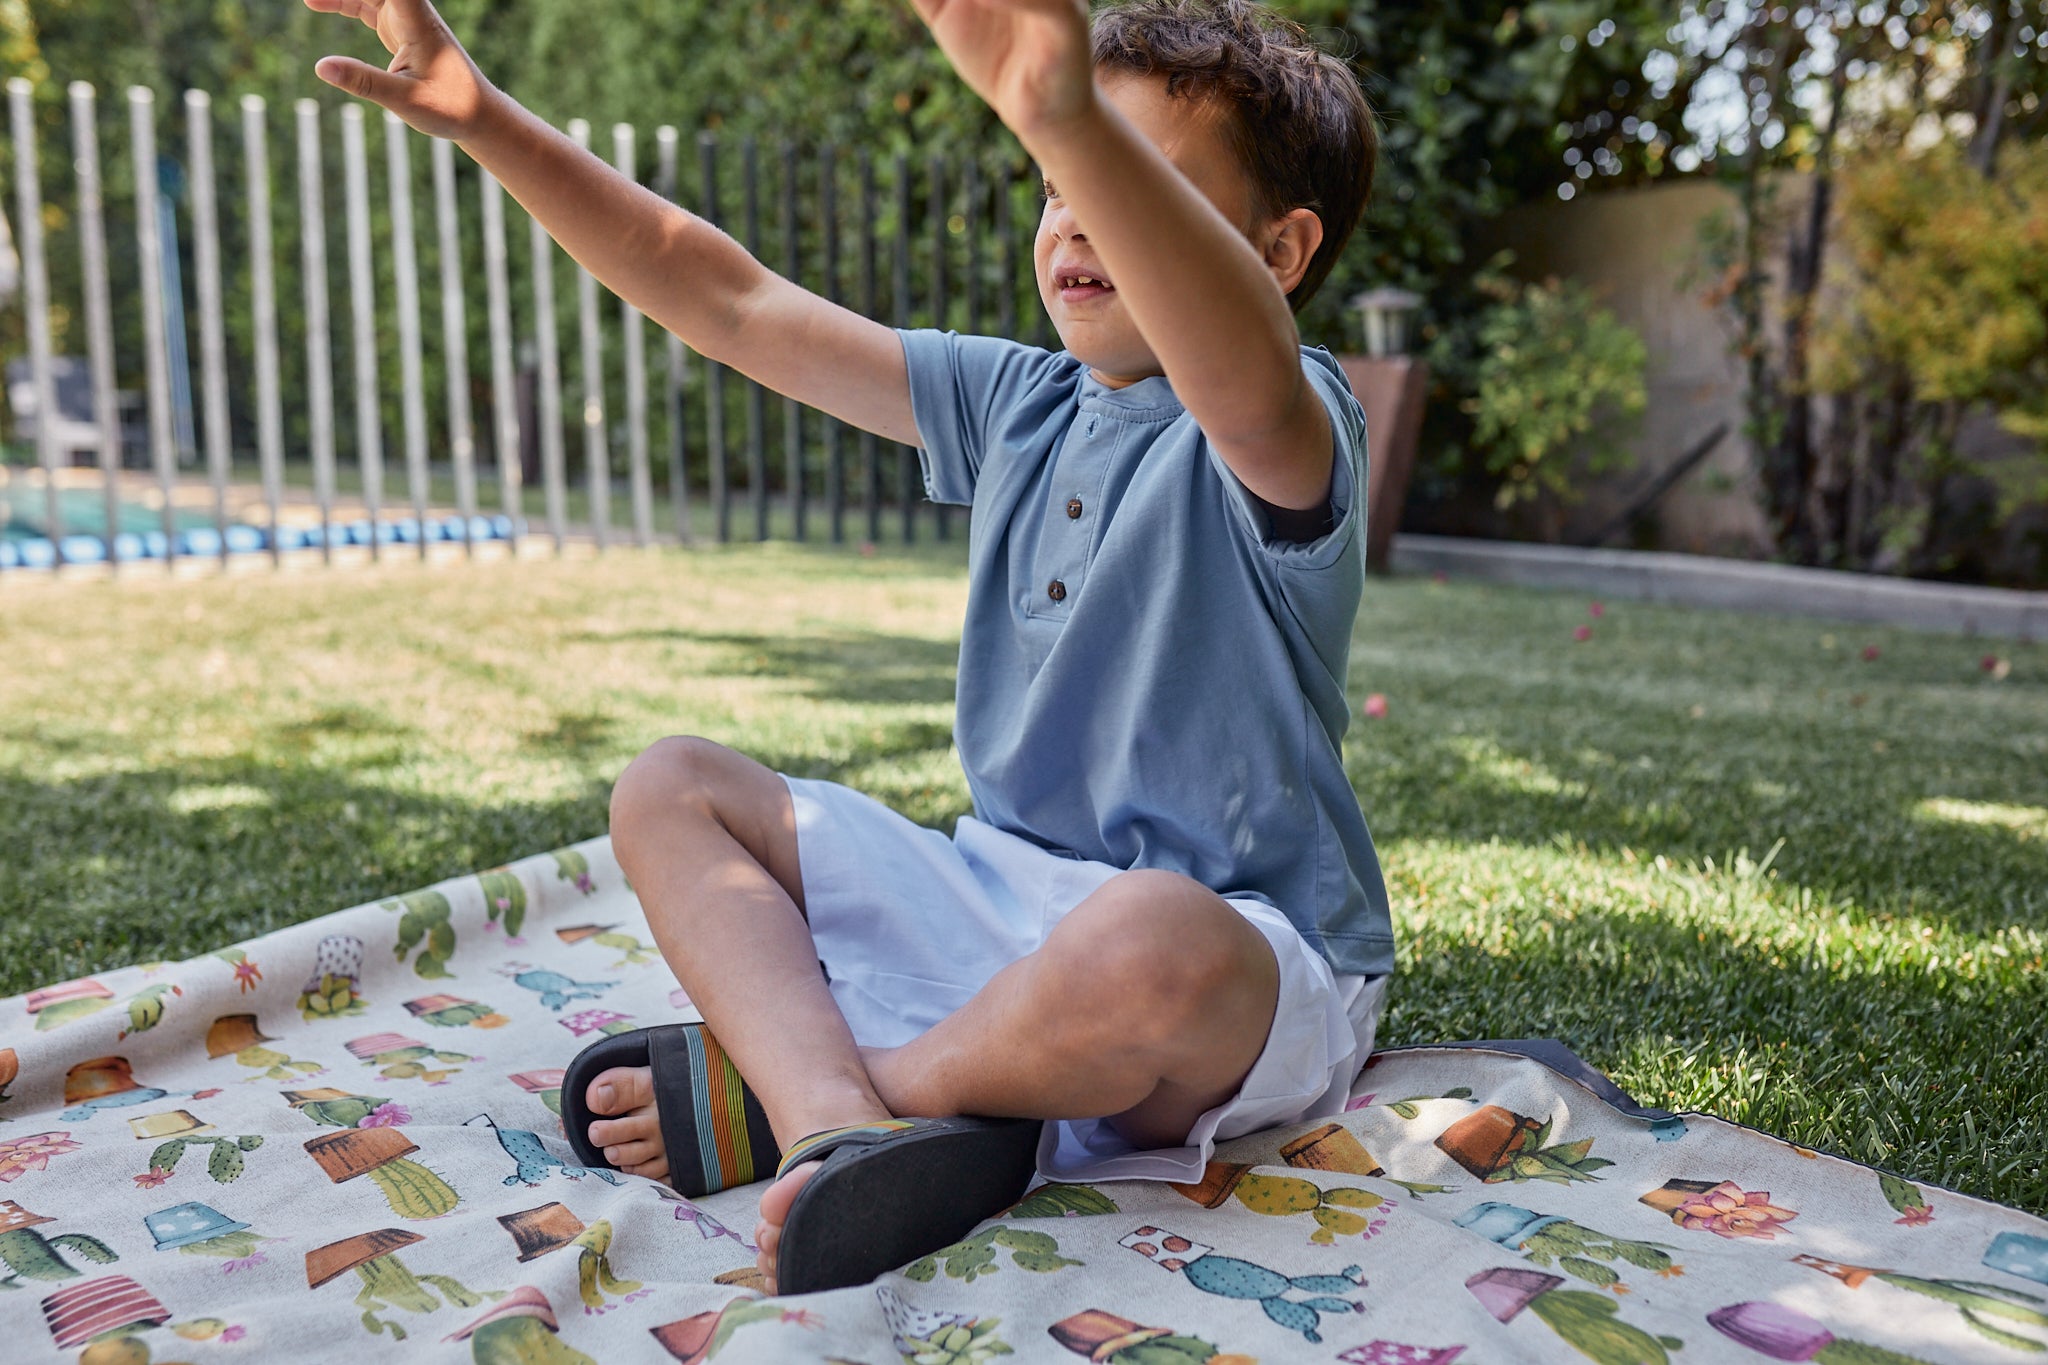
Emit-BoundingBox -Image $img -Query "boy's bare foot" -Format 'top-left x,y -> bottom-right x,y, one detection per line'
582,1062 -> 893,1289
582,1064 -> 671,1182
751,1159 -> 826,1292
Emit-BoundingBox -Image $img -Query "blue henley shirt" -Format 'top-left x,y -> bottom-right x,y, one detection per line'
898,328 -> 1394,978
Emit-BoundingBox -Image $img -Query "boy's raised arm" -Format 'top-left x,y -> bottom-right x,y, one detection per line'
913,0 -> 1333,511
304,0 -> 920,448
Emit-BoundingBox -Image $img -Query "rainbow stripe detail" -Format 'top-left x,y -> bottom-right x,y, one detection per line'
685,1028 -> 763,1190
775,1120 -> 917,1178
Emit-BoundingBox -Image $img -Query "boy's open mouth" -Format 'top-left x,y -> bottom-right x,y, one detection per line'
1055,270 -> 1116,303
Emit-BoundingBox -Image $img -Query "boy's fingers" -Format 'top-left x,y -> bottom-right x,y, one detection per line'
302,0 -> 384,32
313,55 -> 412,110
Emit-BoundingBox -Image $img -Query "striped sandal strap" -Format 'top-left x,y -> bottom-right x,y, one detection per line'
649,1025 -> 780,1196
774,1119 -> 919,1179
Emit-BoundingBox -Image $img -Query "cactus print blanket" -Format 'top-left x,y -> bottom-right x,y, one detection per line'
2,836 -> 2044,1364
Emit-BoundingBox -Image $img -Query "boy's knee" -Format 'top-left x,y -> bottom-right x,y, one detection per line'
1056,871 -> 1267,1032
610,735 -> 734,835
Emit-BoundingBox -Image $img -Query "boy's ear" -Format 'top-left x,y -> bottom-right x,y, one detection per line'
1261,207 -> 1324,297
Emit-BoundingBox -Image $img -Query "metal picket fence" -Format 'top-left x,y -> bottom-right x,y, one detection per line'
1,78 -> 1042,575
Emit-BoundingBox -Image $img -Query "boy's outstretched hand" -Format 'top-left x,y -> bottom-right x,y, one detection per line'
911,0 -> 1095,141
304,0 -> 499,143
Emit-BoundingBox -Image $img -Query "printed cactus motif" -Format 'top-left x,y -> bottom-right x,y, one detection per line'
367,1157 -> 461,1220
385,892 -> 458,980
1878,1173 -> 1935,1227
478,870 -> 528,941
1436,1107 -> 1613,1184
1528,1288 -> 1684,1365
0,1227 -> 119,1287
1458,1202 -> 1680,1288
211,948 -> 263,993
144,1134 -> 263,1185
1121,1226 -> 1365,1343
551,849 -> 597,895
117,983 -> 183,1041
299,935 -> 369,1020
1794,1253 -> 2048,1351
570,1220 -> 649,1313
305,1130 -> 462,1220
1174,1162 -> 1394,1244
905,1225 -> 1082,1283
1009,1183 -> 1120,1219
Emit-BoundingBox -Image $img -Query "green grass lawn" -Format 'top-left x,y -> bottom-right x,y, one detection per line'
2,544 -> 2042,1215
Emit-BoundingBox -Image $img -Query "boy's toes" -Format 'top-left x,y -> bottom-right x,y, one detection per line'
601,1137 -> 664,1170
754,1159 -> 823,1290
586,1063 -> 655,1116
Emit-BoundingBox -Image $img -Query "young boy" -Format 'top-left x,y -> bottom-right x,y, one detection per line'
308,0 -> 1393,1295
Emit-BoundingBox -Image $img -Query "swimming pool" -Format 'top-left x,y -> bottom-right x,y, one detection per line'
0,485 -> 519,570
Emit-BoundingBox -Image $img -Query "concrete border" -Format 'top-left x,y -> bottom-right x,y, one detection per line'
1388,534 -> 2047,640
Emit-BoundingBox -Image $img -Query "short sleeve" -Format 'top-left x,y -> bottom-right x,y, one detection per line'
897,329 -> 1071,507
1208,346 -> 1370,572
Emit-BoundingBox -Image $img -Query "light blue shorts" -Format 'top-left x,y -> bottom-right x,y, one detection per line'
783,774 -> 1388,1184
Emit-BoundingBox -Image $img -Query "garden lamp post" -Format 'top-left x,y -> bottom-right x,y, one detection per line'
1352,287 -> 1422,358
1337,287 -> 1428,571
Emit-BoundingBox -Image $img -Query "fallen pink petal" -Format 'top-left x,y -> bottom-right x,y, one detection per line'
1589,601 -> 1605,617
1363,693 -> 1389,719
1574,625 -> 1593,642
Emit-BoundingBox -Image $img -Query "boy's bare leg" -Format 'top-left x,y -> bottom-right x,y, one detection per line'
583,737 -> 894,1179
589,740 -> 1281,1288
753,869 -> 1281,1281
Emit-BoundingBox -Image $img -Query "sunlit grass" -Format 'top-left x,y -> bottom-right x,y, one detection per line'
2,543 -> 2041,1214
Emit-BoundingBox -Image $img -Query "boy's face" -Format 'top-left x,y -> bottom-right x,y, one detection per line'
1035,73 -> 1270,389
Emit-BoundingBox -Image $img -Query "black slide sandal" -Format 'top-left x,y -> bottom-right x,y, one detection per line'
560,1022 -> 780,1197
773,1115 -> 1043,1296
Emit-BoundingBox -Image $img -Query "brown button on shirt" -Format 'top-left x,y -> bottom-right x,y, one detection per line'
1066,498 -> 1083,520
1047,579 -> 1067,603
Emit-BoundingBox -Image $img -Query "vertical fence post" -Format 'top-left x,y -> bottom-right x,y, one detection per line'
341,105 -> 384,557
567,119 -> 610,551
699,132 -> 729,542
480,170 -> 522,545
9,79 -> 63,565
612,123 -> 654,547
858,147 -> 879,545
71,83 -> 125,570
780,138 -> 805,542
927,153 -> 950,542
892,153 -> 915,544
656,125 -> 692,543
529,207 -> 568,552
185,91 -> 232,567
742,136 -> 767,541
241,96 -> 286,566
130,89 -> 179,569
384,111 -> 429,559
996,158 -> 1016,341
820,140 -> 843,545
963,155 -> 982,338
296,100 -> 336,563
433,137 -> 477,555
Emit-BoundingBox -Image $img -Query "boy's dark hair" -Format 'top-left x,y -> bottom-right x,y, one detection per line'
1092,0 -> 1376,313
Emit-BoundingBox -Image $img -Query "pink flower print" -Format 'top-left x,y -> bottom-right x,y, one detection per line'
223,1252 -> 269,1272
221,1325 -> 246,1342
1345,1092 -> 1377,1111
360,1102 -> 411,1128
132,1167 -> 173,1189
574,873 -> 595,894
1676,1182 -> 1798,1239
232,958 -> 263,992
0,1131 -> 82,1182
1894,1204 -> 1935,1227
560,1009 -> 629,1037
